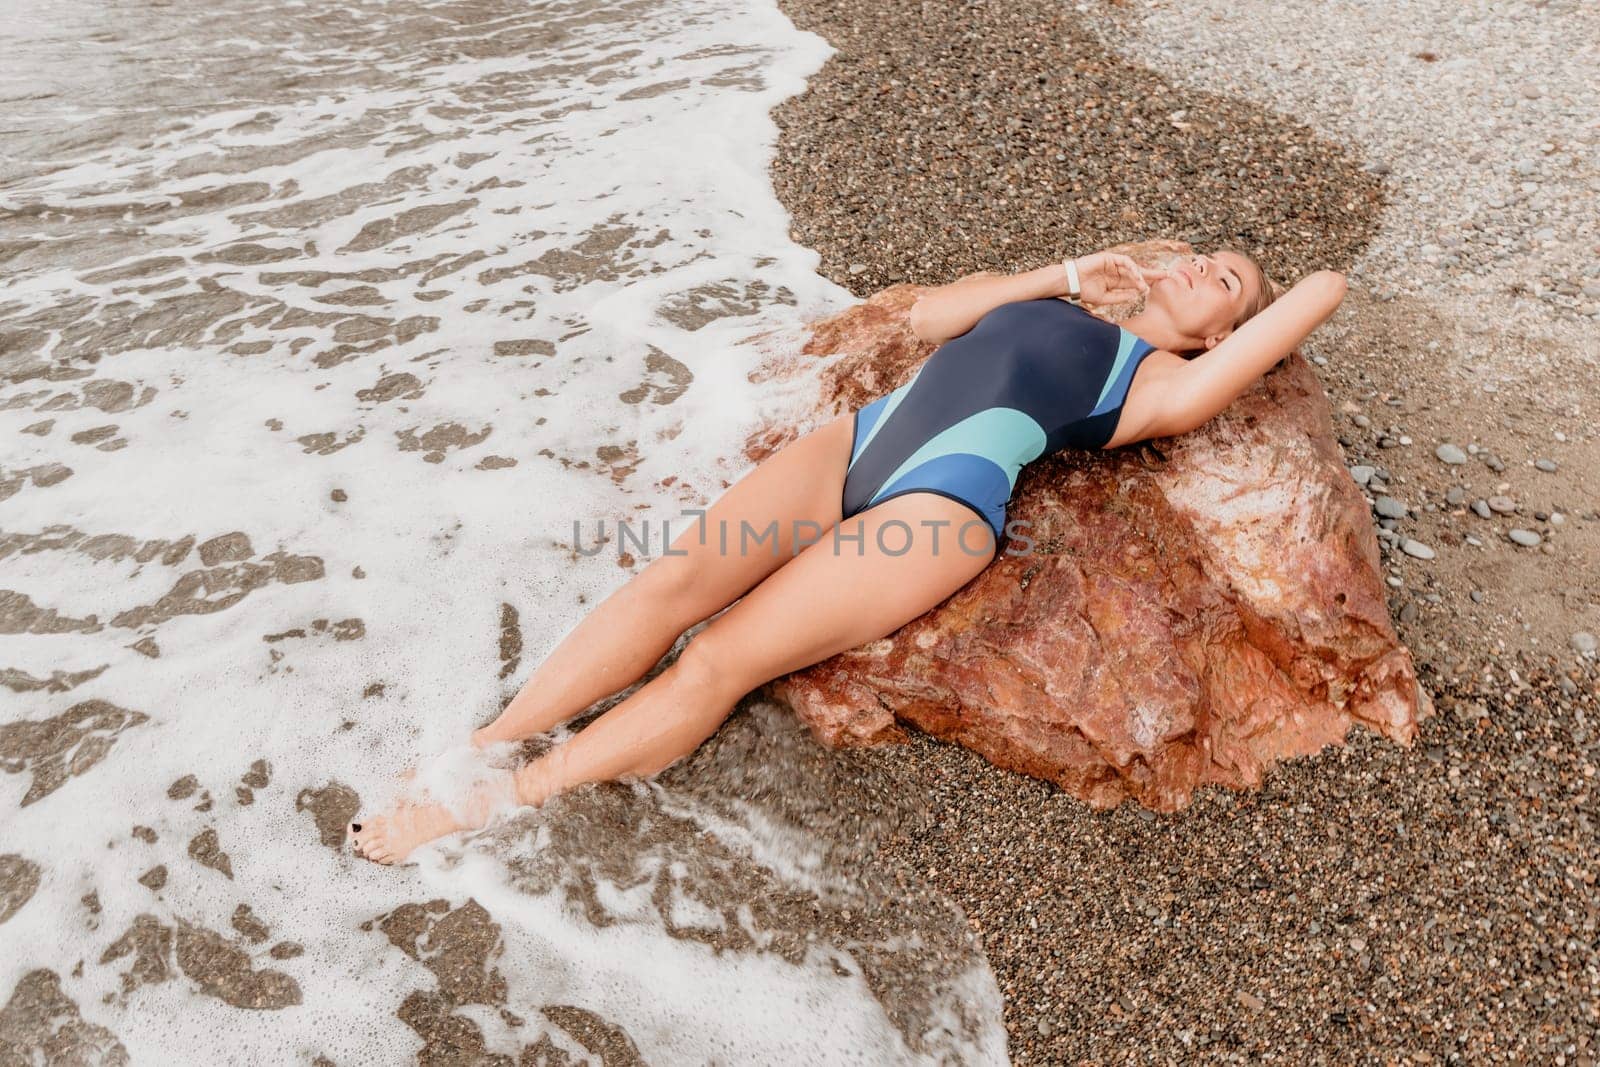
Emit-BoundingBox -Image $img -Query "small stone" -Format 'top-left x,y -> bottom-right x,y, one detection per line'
1486,495 -> 1517,514
1571,632 -> 1597,657
1400,539 -> 1435,560
1236,990 -> 1265,1011
1374,496 -> 1408,520
848,263 -> 868,275
1434,443 -> 1467,464
1534,458 -> 1558,472
1507,528 -> 1541,547
1348,465 -> 1375,486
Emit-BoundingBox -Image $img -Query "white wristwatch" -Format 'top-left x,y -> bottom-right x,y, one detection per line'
1062,256 -> 1082,300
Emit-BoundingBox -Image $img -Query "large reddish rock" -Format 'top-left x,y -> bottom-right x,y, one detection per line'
744,240 -> 1433,812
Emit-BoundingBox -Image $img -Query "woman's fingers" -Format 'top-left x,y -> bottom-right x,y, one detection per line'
1079,253 -> 1173,302
1117,256 -> 1152,294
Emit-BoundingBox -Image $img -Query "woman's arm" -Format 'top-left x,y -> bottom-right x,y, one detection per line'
1155,270 -> 1348,438
909,254 -> 1167,344
908,264 -> 1069,344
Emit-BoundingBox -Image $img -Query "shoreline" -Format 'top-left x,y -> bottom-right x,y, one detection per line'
763,0 -> 1600,1060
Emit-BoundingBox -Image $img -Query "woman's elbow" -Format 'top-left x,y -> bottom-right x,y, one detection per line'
908,297 -> 943,343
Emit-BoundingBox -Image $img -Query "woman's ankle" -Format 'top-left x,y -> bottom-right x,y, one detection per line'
512,759 -> 548,808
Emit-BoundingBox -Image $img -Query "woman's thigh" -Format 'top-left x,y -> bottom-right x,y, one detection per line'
638,411 -> 855,626
679,490 -> 996,691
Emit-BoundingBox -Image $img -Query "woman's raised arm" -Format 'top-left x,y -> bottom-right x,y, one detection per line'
1155,270 -> 1348,438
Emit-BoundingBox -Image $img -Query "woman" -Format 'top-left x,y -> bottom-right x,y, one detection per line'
350,248 -> 1347,864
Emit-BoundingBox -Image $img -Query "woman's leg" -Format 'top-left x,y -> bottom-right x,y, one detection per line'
350,491 -> 996,863
472,413 -> 856,746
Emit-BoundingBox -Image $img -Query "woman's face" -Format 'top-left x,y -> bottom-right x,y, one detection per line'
1145,250 -> 1261,351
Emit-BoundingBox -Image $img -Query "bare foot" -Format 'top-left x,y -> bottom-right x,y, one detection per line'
348,802 -> 470,865
348,771 -> 516,866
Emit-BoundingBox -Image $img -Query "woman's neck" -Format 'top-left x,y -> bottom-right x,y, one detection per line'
1119,306 -> 1199,357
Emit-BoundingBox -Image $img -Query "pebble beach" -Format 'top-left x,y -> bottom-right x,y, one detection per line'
761,0 -> 1600,1061
2,0 -> 1596,1061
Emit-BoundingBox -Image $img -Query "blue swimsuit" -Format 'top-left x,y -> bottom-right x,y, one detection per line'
840,297 -> 1160,557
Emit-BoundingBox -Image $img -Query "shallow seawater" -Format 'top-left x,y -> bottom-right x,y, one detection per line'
0,0 -> 1007,1062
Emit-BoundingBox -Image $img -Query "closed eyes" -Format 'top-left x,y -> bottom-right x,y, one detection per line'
1203,256 -> 1241,294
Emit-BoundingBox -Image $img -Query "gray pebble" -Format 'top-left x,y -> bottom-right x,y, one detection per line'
1445,486 -> 1466,505
1571,632 -> 1597,657
1471,499 -> 1492,519
1507,528 -> 1542,546
1374,495 -> 1408,519
1435,443 -> 1467,464
1487,495 -> 1517,514
1400,539 -> 1435,559
1348,465 -> 1375,486
1534,458 -> 1558,472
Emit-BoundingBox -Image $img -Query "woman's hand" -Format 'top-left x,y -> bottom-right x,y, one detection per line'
1068,251 -> 1171,306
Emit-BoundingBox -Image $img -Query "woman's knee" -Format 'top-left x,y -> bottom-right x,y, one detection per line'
670,624 -> 758,699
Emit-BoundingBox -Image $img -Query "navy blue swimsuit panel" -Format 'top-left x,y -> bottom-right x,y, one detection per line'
840,298 -> 1158,555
